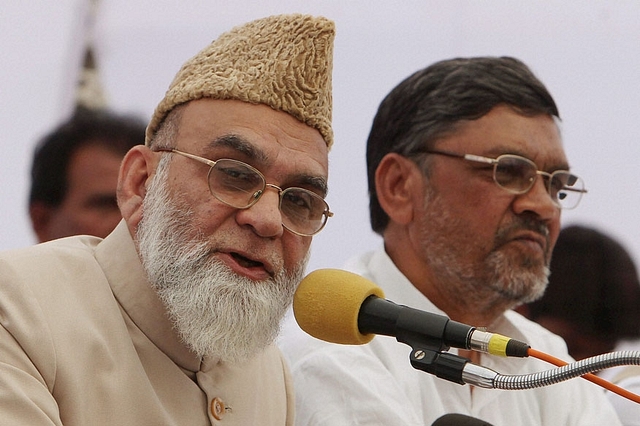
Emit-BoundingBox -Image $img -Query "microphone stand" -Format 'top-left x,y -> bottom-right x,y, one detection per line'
406,341 -> 640,396
410,348 -> 471,386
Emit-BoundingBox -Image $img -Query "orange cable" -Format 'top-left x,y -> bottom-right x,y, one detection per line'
527,347 -> 640,404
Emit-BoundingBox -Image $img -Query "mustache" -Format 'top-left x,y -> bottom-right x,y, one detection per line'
495,216 -> 550,248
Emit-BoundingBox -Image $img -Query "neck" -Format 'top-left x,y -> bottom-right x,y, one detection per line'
422,278 -> 512,327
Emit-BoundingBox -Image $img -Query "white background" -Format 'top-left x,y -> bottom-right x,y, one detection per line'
2,1 -> 640,274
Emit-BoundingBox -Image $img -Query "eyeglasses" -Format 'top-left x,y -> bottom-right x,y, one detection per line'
155,148 -> 333,236
418,148 -> 587,209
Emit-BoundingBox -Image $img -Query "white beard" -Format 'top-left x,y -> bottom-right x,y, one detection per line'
136,156 -> 306,363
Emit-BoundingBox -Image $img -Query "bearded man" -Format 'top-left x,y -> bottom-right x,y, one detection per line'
279,57 -> 622,426
0,14 -> 334,425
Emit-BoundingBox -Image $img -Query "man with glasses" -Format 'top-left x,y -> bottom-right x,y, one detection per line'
280,57 -> 621,425
0,14 -> 334,424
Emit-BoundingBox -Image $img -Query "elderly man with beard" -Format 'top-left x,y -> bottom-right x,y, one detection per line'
279,57 -> 622,425
0,14 -> 334,425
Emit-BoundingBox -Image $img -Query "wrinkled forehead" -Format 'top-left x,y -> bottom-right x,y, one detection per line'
443,107 -> 568,170
177,99 -> 329,177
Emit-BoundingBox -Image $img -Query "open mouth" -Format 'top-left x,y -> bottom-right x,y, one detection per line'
231,252 -> 264,269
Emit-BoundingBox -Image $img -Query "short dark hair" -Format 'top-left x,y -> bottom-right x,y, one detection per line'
29,107 -> 146,207
366,56 -> 559,234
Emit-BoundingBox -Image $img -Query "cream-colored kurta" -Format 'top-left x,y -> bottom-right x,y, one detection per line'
0,221 -> 294,425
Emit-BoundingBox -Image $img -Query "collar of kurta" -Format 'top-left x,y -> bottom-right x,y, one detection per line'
95,220 -> 204,372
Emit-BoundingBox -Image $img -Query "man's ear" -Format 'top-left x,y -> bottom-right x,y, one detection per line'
375,153 -> 423,225
29,202 -> 55,243
117,145 -> 159,231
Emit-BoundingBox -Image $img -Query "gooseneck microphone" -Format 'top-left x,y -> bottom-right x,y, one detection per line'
293,269 -> 530,357
293,269 -> 640,396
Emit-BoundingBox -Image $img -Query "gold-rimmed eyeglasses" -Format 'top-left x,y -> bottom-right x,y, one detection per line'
155,148 -> 333,236
418,148 -> 587,209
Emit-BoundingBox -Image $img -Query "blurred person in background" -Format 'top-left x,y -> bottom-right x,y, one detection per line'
518,224 -> 640,425
28,107 -> 145,242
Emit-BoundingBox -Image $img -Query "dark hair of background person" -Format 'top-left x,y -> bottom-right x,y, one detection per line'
29,107 -> 146,208
520,224 -> 640,360
366,56 -> 560,235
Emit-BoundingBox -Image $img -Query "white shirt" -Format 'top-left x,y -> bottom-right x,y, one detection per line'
599,340 -> 640,426
279,247 -> 622,426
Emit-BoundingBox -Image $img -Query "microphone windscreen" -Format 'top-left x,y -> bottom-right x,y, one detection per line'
293,268 -> 385,345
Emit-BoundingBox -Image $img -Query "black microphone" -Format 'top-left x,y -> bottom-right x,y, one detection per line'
293,269 -> 529,357
432,413 -> 494,426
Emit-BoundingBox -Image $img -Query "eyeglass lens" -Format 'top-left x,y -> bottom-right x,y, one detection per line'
208,159 -> 329,235
493,155 -> 584,209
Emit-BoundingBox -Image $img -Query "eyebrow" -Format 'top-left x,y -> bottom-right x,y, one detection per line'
208,134 -> 329,196
208,134 -> 269,163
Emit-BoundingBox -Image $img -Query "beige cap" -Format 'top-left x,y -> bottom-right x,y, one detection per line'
146,13 -> 335,148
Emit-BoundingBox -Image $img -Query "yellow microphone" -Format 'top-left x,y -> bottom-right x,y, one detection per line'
293,268 -> 530,357
293,268 -> 384,345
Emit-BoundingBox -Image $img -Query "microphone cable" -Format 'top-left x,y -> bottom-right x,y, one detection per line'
527,348 -> 640,404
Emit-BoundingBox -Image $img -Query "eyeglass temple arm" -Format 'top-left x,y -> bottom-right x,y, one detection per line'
462,153 -> 497,165
156,148 -> 218,168
420,149 -> 490,163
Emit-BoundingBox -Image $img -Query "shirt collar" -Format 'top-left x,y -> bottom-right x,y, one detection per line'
95,220 -> 202,372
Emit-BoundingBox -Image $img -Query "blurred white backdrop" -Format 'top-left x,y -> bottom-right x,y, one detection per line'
2,1 -> 640,274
